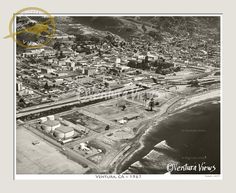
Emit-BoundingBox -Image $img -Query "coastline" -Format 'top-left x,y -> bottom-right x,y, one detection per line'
173,89 -> 220,112
113,88 -> 220,174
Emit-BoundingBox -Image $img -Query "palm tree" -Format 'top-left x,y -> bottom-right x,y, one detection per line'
149,98 -> 155,111
117,99 -> 126,111
143,92 -> 148,104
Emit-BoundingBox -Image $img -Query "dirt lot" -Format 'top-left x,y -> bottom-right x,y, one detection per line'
16,126 -> 88,174
86,99 -> 154,123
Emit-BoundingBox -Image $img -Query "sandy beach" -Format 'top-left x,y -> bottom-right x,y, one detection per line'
175,89 -> 220,111
113,88 -> 220,173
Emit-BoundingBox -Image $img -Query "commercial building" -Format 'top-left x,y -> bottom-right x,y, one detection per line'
16,82 -> 23,92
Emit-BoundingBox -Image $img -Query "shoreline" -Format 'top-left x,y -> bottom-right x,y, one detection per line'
114,88 -> 220,174
173,89 -> 220,112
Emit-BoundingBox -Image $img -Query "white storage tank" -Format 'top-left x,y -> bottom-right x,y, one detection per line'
47,115 -> 55,120
39,117 -> 47,123
53,126 -> 74,140
41,120 -> 60,133
41,124 -> 52,133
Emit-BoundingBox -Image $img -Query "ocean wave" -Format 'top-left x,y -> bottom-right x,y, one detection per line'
211,100 -> 220,104
121,102 -> 220,174
123,140 -> 179,174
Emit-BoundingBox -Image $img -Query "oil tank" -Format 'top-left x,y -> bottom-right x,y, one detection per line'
53,126 -> 74,139
39,117 -> 47,123
41,120 -> 60,133
41,124 -> 52,133
47,115 -> 55,120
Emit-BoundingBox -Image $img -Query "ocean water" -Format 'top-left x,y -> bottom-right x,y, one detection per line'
121,99 -> 221,174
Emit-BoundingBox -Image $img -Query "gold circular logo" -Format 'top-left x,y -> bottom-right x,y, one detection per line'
5,7 -> 55,48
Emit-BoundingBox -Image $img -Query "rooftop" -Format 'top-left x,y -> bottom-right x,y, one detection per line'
55,126 -> 74,133
43,120 -> 60,127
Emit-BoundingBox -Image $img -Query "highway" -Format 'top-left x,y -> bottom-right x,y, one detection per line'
17,86 -> 144,118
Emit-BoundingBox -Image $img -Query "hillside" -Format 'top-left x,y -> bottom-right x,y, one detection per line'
16,16 -> 220,50
65,16 -> 220,41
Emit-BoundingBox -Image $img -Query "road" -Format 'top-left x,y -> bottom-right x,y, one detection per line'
17,86 -> 144,118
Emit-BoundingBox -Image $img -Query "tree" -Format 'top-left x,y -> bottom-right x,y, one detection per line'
121,105 -> 126,111
53,42 -> 61,50
143,92 -> 148,103
190,80 -> 199,87
104,82 -> 109,88
117,99 -> 127,111
142,24 -> 147,32
127,60 -> 137,68
148,98 -> 155,111
174,66 -> 181,72
19,98 -> 25,104
144,55 -> 149,64
44,82 -> 49,90
105,125 -> 110,130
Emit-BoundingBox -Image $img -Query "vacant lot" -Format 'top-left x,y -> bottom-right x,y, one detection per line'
86,99 -> 154,123
16,126 -> 88,174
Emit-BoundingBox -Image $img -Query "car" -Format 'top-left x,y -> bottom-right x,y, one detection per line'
32,140 -> 40,145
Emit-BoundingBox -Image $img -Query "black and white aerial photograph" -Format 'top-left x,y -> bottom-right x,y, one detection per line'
15,15 -> 221,178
